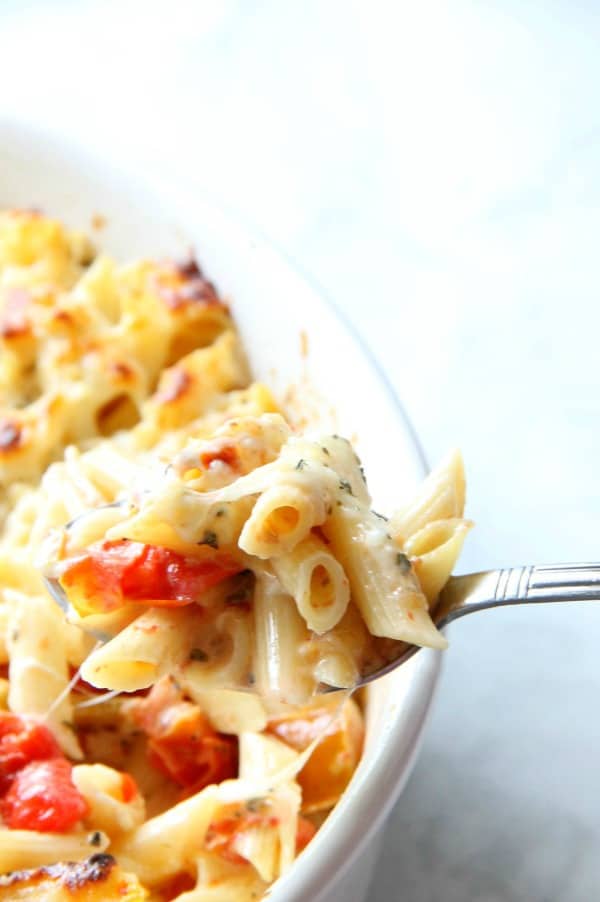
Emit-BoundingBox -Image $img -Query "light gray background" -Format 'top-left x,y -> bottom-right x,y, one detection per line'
1,2 -> 599,899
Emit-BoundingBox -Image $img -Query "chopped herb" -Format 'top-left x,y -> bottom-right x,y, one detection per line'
326,505 -> 333,516
190,648 -> 209,662
336,499 -> 342,507
396,552 -> 411,572
246,797 -> 266,813
246,672 -> 255,686
199,530 -> 219,549
359,464 -> 366,483
295,458 -> 307,470
372,510 -> 388,521
89,831 -> 103,847
215,508 -> 226,518
321,446 -> 330,456
339,478 -> 353,495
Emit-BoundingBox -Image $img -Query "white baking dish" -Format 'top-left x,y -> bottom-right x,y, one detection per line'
0,120 -> 442,902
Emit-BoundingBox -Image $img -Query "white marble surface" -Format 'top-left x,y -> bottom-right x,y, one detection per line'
2,1 -> 600,899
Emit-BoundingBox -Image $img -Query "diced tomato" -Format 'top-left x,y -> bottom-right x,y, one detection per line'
1,758 -> 89,832
0,713 -> 62,792
129,679 -> 238,793
145,704 -> 237,792
59,539 -> 243,615
296,815 -> 317,852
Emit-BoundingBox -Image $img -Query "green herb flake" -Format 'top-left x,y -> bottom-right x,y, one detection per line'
396,552 -> 411,572
89,831 -> 103,847
215,508 -> 226,518
321,446 -> 330,456
339,478 -> 353,495
199,530 -> 219,549
372,510 -> 388,521
190,648 -> 209,662
295,458 -> 307,471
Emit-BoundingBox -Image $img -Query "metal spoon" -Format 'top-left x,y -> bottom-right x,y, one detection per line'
356,562 -> 600,687
44,554 -> 600,690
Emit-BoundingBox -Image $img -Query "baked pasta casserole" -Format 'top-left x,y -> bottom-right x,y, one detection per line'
0,210 -> 471,900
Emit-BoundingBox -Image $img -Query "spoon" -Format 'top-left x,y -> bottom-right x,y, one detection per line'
356,562 -> 600,687
44,552 -> 600,691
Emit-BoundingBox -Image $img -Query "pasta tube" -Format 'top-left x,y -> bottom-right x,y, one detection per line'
0,829 -> 109,872
73,763 -> 146,836
252,572 -> 316,703
404,517 -> 473,603
322,504 -> 447,648
80,607 -> 201,691
238,483 -> 326,559
272,535 -> 350,634
389,449 -> 466,544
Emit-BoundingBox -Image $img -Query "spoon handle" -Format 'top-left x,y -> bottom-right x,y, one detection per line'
436,563 -> 600,628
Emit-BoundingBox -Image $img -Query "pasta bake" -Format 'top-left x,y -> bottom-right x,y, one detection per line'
0,210 -> 471,900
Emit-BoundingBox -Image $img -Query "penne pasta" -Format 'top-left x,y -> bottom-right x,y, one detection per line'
388,449 -> 466,545
72,763 -> 146,836
272,535 -> 350,634
238,483 -> 325,559
80,607 -> 201,691
404,517 -> 473,604
252,572 -> 316,703
0,829 -> 109,872
322,504 -> 447,649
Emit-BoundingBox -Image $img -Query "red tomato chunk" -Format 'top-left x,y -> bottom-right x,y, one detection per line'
59,539 -> 242,614
147,707 -> 238,794
130,679 -> 238,794
0,713 -> 62,792
1,758 -> 89,832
